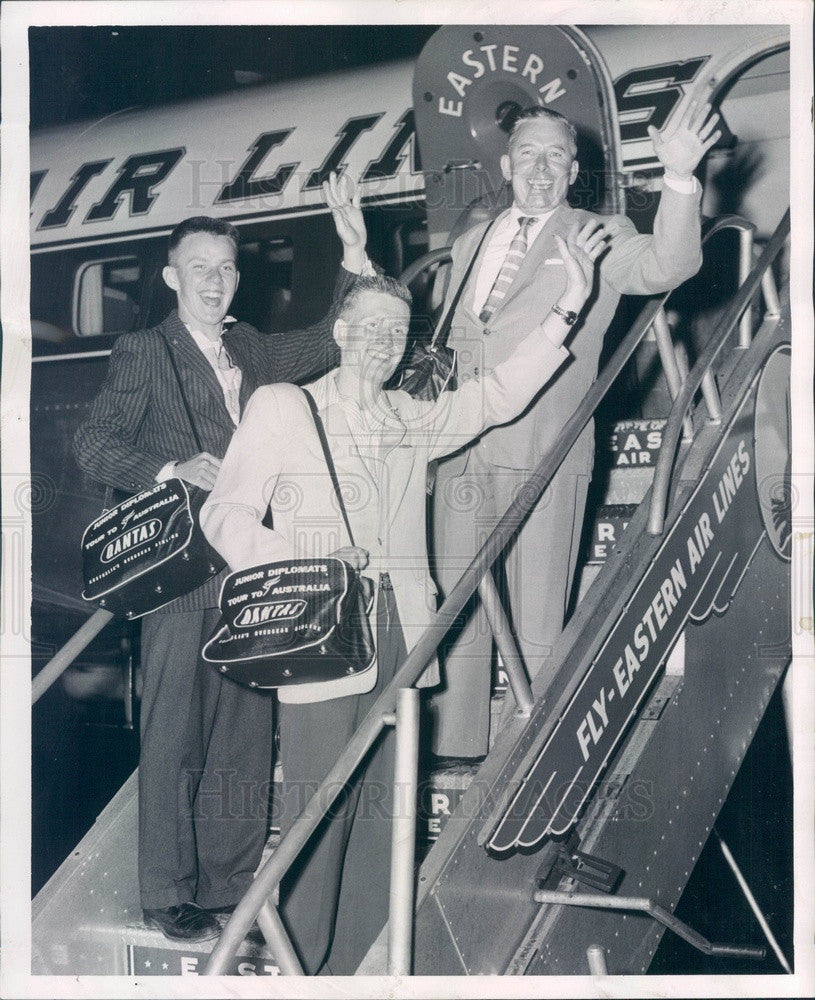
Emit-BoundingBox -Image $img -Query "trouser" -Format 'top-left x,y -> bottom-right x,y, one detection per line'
430,449 -> 591,758
278,575 -> 407,975
138,607 -> 274,910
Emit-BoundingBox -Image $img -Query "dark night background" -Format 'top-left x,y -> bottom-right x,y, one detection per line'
29,25 -> 439,129
27,22 -> 794,978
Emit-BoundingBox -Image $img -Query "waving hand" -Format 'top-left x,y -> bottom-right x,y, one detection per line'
648,95 -> 721,180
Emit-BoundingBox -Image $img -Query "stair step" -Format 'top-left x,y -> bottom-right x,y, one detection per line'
113,922 -> 277,977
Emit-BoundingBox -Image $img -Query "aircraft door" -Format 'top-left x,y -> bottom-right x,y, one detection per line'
412,26 -> 624,248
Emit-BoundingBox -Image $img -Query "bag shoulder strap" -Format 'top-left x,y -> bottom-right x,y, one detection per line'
301,388 -> 355,548
159,332 -> 204,454
431,219 -> 498,348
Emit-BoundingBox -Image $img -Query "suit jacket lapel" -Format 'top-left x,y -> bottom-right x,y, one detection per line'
449,214 -> 507,322
496,204 -> 574,314
221,326 -> 256,413
160,311 -> 232,429
303,375 -> 373,492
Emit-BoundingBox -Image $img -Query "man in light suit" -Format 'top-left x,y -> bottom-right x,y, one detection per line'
72,177 -> 369,942
430,97 -> 722,760
200,223 -> 605,973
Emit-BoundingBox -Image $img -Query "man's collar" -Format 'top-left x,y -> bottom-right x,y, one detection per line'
182,315 -> 237,349
327,371 -> 404,429
508,203 -> 557,227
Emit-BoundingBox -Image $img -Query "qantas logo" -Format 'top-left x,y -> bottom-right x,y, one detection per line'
101,519 -> 161,563
234,600 -> 307,628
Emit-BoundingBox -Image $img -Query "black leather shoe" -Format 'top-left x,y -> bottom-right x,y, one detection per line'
143,903 -> 221,942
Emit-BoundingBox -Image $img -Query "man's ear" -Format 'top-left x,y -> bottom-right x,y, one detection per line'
332,316 -> 347,348
500,153 -> 512,183
569,159 -> 579,186
162,264 -> 178,292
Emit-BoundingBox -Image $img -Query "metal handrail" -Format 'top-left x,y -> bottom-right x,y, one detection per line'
399,246 -> 454,287
31,608 -> 113,704
201,212 -> 765,973
647,209 -> 790,536
533,890 -> 766,960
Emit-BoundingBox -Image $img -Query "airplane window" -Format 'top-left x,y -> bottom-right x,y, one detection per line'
73,256 -> 143,336
231,237 -> 293,332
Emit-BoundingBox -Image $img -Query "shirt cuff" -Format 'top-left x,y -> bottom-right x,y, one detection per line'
359,255 -> 376,278
156,460 -> 178,483
341,253 -> 375,277
663,172 -> 700,195
540,329 -> 571,358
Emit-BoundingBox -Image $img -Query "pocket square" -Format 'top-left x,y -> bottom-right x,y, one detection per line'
544,257 -> 564,265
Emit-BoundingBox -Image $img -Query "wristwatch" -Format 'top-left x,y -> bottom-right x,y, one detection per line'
551,303 -> 578,326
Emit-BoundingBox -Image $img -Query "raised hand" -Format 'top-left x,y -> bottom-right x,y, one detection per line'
647,94 -> 721,180
322,170 -> 367,256
554,220 -> 608,309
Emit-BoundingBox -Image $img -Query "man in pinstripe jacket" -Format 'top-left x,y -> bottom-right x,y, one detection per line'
73,179 -> 369,942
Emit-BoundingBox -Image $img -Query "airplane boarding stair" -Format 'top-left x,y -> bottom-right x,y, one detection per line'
31,23 -> 794,978
31,210 -> 793,976
375,299 -> 791,977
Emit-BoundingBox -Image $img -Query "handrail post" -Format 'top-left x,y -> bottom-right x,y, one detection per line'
700,370 -> 723,422
652,308 -> 694,440
123,638 -> 135,730
256,899 -> 304,975
762,268 -> 782,317
673,342 -> 694,442
587,944 -> 608,976
651,308 -> 683,398
387,687 -> 420,976
738,227 -> 755,347
477,571 -> 534,717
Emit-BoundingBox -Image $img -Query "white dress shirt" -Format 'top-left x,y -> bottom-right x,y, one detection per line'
188,323 -> 242,426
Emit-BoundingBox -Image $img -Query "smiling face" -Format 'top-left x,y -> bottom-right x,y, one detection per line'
501,117 -> 579,214
162,232 -> 239,339
334,290 -> 410,386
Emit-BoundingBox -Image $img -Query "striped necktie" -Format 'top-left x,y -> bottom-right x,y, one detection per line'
479,216 -> 536,324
